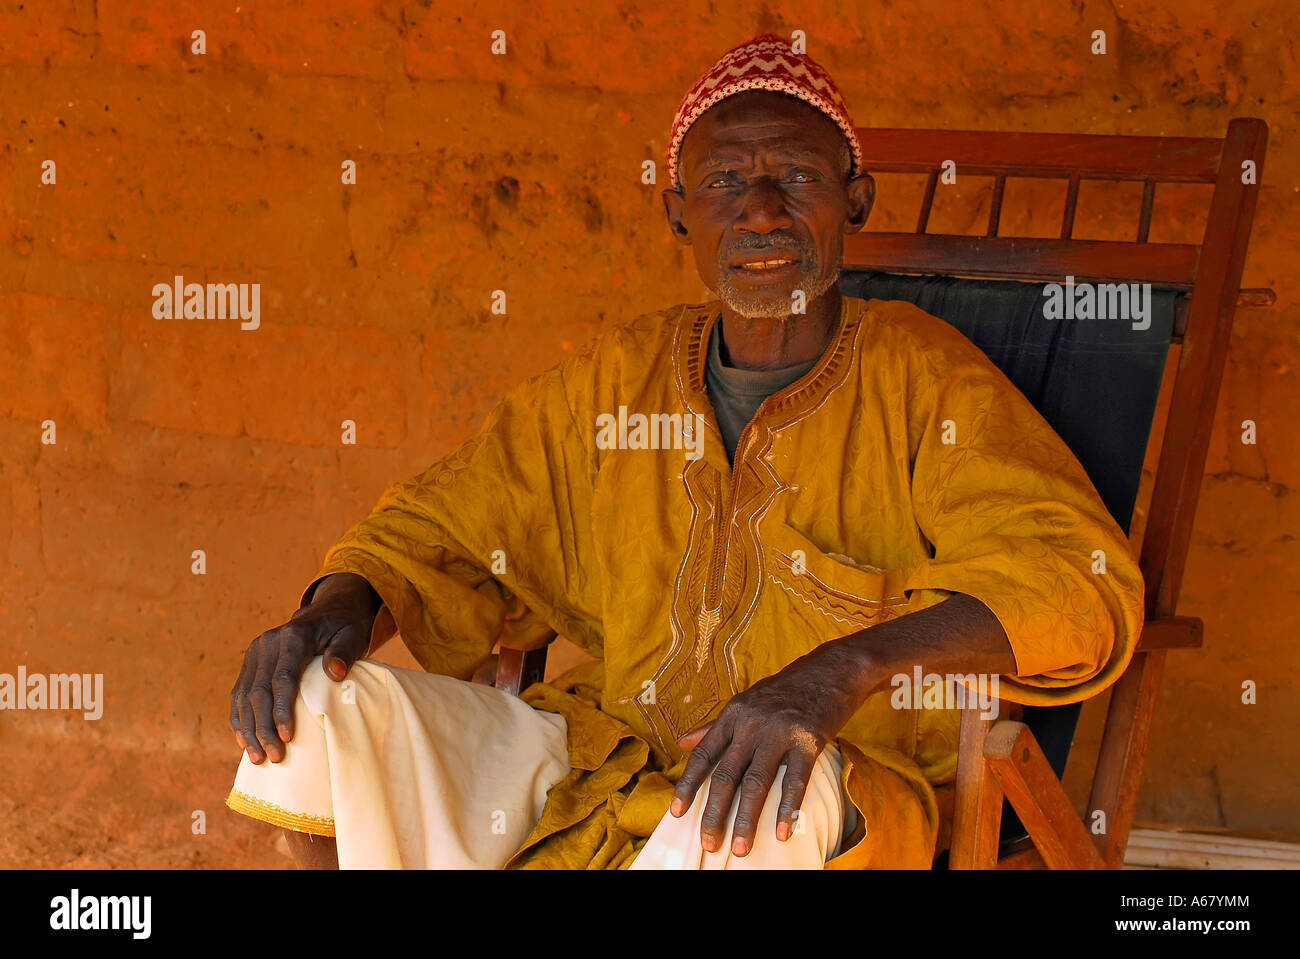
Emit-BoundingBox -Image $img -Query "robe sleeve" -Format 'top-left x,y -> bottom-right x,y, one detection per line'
895,312 -> 1146,705
301,361 -> 601,680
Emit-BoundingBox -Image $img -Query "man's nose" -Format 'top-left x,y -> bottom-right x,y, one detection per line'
733,178 -> 794,235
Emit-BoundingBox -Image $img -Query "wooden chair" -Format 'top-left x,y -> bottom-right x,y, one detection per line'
489,117 -> 1270,870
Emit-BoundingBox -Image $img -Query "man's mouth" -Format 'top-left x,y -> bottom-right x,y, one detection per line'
729,256 -> 802,279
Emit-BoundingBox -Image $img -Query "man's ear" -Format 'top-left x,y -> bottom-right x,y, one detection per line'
662,188 -> 692,243
844,172 -> 875,234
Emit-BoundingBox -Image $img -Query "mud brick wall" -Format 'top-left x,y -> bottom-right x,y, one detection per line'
0,1 -> 1294,864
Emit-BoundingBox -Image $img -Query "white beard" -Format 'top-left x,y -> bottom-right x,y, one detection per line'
715,261 -> 840,319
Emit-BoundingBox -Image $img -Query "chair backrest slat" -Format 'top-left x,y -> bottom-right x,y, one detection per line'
987,175 -> 1006,237
1138,178 -> 1157,242
916,170 -> 939,234
844,233 -> 1199,287
1061,174 -> 1080,239
856,128 -> 1223,181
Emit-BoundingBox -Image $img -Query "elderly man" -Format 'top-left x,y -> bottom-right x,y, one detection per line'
227,33 -> 1144,869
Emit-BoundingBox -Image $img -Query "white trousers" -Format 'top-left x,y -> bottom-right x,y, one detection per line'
227,657 -> 849,868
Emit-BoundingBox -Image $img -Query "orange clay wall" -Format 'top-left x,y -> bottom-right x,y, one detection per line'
0,1 -> 1294,864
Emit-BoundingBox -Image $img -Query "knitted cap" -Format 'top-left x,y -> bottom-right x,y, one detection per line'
667,33 -> 863,190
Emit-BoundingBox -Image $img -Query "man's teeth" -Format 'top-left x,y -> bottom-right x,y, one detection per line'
738,259 -> 794,270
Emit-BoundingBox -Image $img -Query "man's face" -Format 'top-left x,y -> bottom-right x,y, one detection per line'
663,90 -> 873,319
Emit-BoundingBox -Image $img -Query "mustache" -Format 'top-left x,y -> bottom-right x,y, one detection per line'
721,235 -> 812,262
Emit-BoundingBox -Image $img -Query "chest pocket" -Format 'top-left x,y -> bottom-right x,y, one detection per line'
764,521 -> 913,632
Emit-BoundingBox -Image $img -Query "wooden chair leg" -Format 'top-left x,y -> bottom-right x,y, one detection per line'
494,645 -> 548,696
985,721 -> 1105,868
949,703 -> 1004,869
1088,649 -> 1168,865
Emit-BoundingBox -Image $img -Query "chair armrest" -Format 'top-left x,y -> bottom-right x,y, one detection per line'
984,721 -> 1106,868
1135,615 -> 1202,651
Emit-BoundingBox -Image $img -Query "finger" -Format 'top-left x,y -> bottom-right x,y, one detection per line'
670,719 -> 730,818
775,747 -> 819,842
248,633 -> 286,763
322,650 -> 348,681
234,642 -> 265,763
729,745 -> 784,857
676,720 -> 714,753
698,743 -> 755,854
318,621 -> 366,682
271,625 -> 310,743
229,642 -> 258,747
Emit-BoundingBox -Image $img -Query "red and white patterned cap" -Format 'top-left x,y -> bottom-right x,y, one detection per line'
667,33 -> 863,191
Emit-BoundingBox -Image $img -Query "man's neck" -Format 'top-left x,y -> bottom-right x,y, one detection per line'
717,289 -> 841,371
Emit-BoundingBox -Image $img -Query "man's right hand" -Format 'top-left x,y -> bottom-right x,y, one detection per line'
229,572 -> 382,765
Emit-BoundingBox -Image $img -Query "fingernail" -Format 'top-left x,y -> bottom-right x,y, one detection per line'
702,835 -> 716,852
777,822 -> 790,841
732,838 -> 748,856
327,657 -> 345,678
277,724 -> 292,742
670,798 -> 683,817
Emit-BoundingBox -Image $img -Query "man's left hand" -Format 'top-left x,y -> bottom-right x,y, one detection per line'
669,646 -> 871,857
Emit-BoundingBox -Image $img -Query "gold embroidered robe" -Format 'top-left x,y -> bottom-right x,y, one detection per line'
305,295 -> 1145,868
